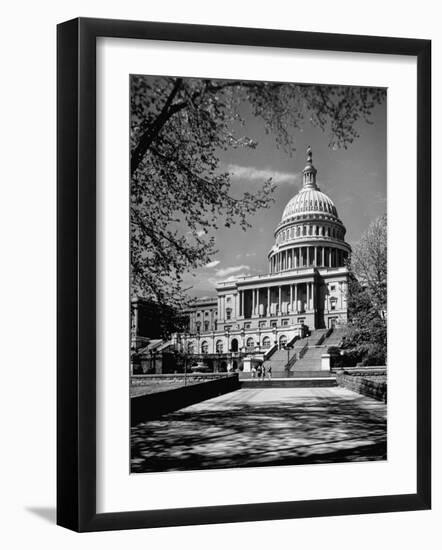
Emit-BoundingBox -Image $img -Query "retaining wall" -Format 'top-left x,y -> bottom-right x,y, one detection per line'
335,371 -> 387,402
131,374 -> 240,425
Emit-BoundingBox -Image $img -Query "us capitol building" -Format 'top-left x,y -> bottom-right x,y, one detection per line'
174,147 -> 351,370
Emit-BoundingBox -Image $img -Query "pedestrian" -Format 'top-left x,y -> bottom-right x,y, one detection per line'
251,366 -> 256,379
261,365 -> 266,380
257,365 -> 262,379
267,366 -> 272,379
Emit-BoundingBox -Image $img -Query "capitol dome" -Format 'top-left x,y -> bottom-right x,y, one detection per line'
281,187 -> 338,221
268,147 -> 351,274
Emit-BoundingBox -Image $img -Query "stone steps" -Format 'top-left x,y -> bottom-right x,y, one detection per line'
240,377 -> 337,388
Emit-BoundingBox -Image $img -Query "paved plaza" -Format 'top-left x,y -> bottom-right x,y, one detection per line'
131,387 -> 387,473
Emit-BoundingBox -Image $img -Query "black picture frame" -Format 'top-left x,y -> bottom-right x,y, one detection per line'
57,17 -> 431,532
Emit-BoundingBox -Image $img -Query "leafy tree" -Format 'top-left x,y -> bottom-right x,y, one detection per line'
345,215 -> 387,365
131,75 -> 385,307
350,214 -> 387,318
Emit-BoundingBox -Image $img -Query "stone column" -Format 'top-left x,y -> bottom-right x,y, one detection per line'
251,289 -> 255,317
267,287 -> 270,317
294,284 -> 298,313
328,247 -> 332,267
312,282 -> 315,311
322,247 -> 325,266
314,247 -> 317,266
290,284 -> 293,313
278,286 -> 282,315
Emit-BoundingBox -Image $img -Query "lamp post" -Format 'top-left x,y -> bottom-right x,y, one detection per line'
225,328 -> 231,371
184,332 -> 188,386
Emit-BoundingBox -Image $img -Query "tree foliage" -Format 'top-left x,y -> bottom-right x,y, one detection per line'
345,215 -> 387,365
130,75 -> 385,307
350,214 -> 387,316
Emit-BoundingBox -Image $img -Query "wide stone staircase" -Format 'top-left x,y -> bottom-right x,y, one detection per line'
323,327 -> 347,347
291,345 -> 326,371
262,329 -> 329,377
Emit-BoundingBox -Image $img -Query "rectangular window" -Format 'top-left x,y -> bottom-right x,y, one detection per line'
330,285 -> 336,291
244,323 -> 251,329
271,321 -> 277,328
282,319 -> 289,326
297,317 -> 305,324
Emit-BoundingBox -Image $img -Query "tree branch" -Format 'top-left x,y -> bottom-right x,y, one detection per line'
131,78 -> 184,175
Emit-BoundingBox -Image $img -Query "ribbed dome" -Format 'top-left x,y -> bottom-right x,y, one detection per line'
282,187 -> 338,220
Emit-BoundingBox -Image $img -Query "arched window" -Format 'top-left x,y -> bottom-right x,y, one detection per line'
246,337 -> 255,350
279,335 -> 287,349
201,341 -> 209,354
262,336 -> 271,349
303,226 -> 306,236
216,340 -> 223,353
187,342 -> 194,354
204,321 -> 209,332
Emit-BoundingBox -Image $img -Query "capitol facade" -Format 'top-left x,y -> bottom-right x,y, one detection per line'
175,148 -> 351,369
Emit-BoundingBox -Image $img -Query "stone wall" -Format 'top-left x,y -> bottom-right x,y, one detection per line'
131,374 -> 240,425
335,370 -> 387,403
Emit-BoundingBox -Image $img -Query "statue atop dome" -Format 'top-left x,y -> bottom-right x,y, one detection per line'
302,146 -> 318,190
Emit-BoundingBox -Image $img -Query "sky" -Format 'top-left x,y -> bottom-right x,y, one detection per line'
180,88 -> 387,299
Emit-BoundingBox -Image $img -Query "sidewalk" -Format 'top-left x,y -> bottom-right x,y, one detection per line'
131,387 -> 387,473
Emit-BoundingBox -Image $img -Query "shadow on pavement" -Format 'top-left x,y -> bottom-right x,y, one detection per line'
131,395 -> 387,473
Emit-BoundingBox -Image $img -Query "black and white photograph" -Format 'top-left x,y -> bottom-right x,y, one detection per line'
129,75 -> 388,473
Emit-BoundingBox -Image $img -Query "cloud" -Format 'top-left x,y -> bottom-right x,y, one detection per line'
214,264 -> 250,278
226,164 -> 297,185
205,264 -> 251,286
205,260 -> 220,269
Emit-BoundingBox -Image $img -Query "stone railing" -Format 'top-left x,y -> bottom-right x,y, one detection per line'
263,343 -> 278,360
298,341 -> 309,359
